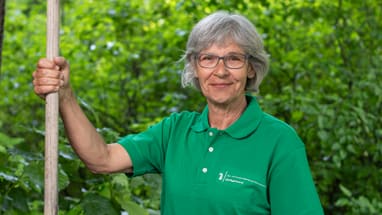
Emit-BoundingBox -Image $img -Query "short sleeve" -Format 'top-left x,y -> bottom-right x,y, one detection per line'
117,121 -> 168,177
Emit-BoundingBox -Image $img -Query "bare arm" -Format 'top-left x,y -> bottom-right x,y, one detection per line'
33,57 -> 132,174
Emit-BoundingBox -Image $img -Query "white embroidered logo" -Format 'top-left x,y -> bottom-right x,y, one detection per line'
218,171 -> 266,188
218,173 -> 224,181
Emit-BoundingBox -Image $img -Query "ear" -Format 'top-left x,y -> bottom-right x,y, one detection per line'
193,60 -> 200,78
247,65 -> 256,78
194,68 -> 199,78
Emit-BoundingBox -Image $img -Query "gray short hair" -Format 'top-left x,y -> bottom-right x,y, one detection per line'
181,11 -> 269,92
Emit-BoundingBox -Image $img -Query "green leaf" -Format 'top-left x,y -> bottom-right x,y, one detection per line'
0,172 -> 18,182
58,166 -> 70,191
81,193 -> 119,215
122,201 -> 149,215
339,184 -> 352,198
7,189 -> 30,213
111,173 -> 131,203
0,132 -> 24,149
23,160 -> 44,193
335,198 -> 350,207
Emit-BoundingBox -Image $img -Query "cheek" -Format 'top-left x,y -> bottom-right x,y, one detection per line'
195,66 -> 205,79
235,70 -> 252,82
195,68 -> 213,81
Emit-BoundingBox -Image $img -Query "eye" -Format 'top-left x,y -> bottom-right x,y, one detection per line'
228,54 -> 244,62
200,54 -> 216,61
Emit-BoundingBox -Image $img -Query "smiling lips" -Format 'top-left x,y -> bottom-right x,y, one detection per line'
210,82 -> 232,88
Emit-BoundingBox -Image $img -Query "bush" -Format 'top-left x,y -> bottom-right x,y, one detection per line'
1,0 -> 381,214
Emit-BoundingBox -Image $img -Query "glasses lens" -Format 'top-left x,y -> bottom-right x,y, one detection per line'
197,53 -> 247,69
198,54 -> 218,68
225,54 -> 246,69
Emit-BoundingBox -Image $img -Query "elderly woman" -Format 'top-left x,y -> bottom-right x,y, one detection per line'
33,11 -> 323,215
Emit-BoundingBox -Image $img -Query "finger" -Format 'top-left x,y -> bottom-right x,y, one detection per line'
34,68 -> 62,79
33,76 -> 62,87
37,58 -> 57,69
34,85 -> 59,96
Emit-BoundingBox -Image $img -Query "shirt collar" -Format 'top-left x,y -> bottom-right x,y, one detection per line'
191,95 -> 263,139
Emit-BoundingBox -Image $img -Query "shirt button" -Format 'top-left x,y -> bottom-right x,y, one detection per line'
209,132 -> 214,136
208,147 -> 214,152
202,168 -> 208,173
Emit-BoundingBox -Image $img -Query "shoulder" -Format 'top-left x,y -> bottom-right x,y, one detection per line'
261,113 -> 297,133
259,112 -> 304,149
162,111 -> 200,123
155,111 -> 201,130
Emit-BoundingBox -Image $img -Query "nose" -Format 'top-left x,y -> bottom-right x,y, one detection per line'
214,59 -> 229,77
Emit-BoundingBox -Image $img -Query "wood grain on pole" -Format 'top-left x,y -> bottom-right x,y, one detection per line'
44,0 -> 60,214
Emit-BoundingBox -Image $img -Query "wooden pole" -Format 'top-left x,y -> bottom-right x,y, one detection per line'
44,0 -> 60,214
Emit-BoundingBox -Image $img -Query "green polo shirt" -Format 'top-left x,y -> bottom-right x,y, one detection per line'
118,95 -> 324,215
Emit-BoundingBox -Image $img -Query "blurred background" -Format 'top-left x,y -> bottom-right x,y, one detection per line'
0,0 -> 381,214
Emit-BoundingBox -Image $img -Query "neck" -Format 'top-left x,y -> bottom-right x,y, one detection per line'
207,97 -> 247,130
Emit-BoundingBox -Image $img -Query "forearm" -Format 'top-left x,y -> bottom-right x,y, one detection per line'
59,88 -> 110,173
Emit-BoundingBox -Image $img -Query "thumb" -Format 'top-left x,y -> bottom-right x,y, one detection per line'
53,56 -> 70,88
53,56 -> 69,71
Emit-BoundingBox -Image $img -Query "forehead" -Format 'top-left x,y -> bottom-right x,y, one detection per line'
202,41 -> 244,54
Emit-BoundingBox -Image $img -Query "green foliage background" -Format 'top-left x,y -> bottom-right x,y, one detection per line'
1,0 -> 381,214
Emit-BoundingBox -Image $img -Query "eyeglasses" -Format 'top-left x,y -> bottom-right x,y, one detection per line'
196,53 -> 249,69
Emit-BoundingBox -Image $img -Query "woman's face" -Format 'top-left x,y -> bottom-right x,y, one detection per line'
195,41 -> 255,106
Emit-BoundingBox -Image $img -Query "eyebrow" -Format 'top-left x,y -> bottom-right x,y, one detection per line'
200,52 -> 246,56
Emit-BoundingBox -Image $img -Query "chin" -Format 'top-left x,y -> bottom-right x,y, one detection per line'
207,96 -> 233,105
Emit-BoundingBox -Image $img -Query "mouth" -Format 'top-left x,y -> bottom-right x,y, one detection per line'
210,83 -> 231,88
